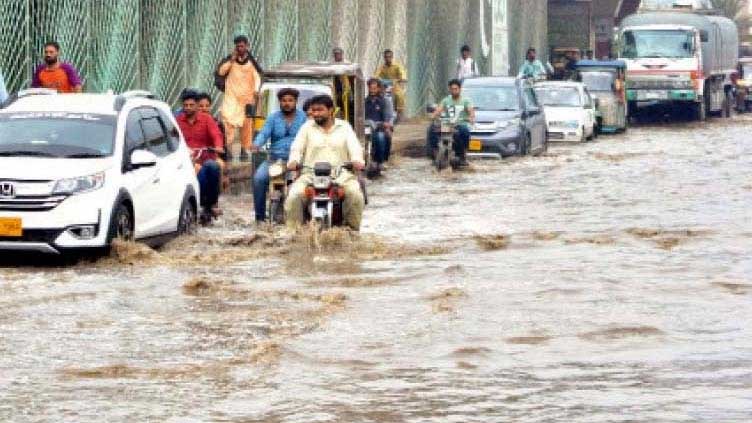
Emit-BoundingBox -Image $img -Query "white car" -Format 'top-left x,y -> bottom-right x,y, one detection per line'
0,89 -> 200,254
534,81 -> 596,142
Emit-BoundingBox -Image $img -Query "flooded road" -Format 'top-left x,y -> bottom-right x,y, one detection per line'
2,115 -> 752,422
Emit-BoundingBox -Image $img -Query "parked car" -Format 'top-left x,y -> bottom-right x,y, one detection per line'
0,89 -> 199,254
461,77 -> 547,158
534,81 -> 596,142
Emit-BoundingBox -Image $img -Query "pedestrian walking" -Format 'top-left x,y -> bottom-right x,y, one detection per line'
456,45 -> 479,80
216,35 -> 261,162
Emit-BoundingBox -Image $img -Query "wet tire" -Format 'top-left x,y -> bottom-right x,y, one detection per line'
107,202 -> 134,244
270,199 -> 284,225
177,195 -> 197,235
580,127 -> 588,143
694,100 -> 707,121
722,91 -> 732,118
435,144 -> 450,170
519,133 -> 530,156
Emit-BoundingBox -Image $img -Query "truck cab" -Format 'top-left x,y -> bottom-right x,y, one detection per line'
616,10 -> 738,120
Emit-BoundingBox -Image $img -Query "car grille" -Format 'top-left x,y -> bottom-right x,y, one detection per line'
0,195 -> 68,212
0,229 -> 64,243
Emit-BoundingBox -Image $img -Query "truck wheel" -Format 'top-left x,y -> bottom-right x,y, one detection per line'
722,92 -> 732,118
695,100 -> 707,121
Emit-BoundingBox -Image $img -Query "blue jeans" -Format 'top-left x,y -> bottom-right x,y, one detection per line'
197,160 -> 221,209
371,130 -> 392,164
253,160 -> 270,221
427,124 -> 470,156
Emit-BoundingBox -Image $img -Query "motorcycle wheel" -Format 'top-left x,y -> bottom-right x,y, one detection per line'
435,143 -> 450,171
270,198 -> 284,224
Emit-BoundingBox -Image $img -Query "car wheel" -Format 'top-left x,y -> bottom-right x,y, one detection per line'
177,195 -> 197,235
107,202 -> 134,243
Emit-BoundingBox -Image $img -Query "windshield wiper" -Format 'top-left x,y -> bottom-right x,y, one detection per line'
65,152 -> 106,158
0,150 -> 58,157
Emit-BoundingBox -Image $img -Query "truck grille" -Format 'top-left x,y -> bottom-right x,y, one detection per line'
0,195 -> 68,212
628,79 -> 693,90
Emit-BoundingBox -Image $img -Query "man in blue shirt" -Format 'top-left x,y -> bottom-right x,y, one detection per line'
251,88 -> 307,222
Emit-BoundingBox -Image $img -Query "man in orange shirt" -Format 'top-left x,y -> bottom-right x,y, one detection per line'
31,41 -> 82,93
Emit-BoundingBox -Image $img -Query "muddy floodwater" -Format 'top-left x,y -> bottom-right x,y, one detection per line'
2,114 -> 752,422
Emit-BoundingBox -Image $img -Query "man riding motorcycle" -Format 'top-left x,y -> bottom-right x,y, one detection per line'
364,78 -> 394,171
285,94 -> 365,230
251,88 -> 307,223
427,78 -> 475,166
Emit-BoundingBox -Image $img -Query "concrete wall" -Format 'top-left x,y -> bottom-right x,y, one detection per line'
548,0 -> 593,53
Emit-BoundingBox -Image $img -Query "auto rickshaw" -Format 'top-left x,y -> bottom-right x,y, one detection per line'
734,57 -> 752,112
251,61 -> 369,214
574,60 -> 628,133
550,47 -> 582,81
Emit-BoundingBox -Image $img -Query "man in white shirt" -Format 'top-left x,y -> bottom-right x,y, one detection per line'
285,94 -> 365,230
456,45 -> 479,80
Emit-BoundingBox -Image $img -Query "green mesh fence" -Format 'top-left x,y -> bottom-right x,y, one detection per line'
0,0 -> 547,115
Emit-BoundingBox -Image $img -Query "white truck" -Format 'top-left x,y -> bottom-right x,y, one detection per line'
616,4 -> 738,120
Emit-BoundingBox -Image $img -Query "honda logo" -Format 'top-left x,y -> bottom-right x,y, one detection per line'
0,182 -> 15,198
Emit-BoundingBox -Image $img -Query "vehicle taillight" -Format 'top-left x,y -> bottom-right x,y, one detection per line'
690,70 -> 703,90
304,186 -> 316,198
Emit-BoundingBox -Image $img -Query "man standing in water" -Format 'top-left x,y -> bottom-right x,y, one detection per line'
285,95 -> 365,230
31,41 -> 83,93
376,49 -> 408,122
217,35 -> 261,162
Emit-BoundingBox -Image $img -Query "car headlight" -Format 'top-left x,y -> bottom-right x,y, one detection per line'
53,172 -> 106,195
496,118 -> 520,129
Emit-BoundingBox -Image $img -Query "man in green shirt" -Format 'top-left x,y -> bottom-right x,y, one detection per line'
428,78 -> 475,165
518,47 -> 552,79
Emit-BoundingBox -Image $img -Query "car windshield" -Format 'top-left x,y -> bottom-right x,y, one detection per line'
534,87 -> 582,107
265,88 -> 329,115
462,86 -> 519,111
0,112 -> 116,158
580,71 -> 615,91
621,30 -> 694,59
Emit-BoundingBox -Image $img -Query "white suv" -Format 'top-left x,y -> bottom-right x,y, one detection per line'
0,89 -> 200,254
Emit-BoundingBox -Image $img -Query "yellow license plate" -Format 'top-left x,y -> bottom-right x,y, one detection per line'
0,217 -> 22,237
469,139 -> 482,151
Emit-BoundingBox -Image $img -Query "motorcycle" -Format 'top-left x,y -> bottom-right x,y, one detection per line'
381,79 -> 398,124
364,119 -> 383,179
267,159 -> 295,224
303,162 -> 355,230
432,117 -> 461,171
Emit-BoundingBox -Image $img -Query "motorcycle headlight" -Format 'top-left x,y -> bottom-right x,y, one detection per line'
496,118 -> 520,129
53,172 -> 105,195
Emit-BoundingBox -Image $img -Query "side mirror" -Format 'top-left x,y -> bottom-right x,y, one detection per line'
130,149 -> 157,169
426,104 -> 437,114
699,29 -> 709,43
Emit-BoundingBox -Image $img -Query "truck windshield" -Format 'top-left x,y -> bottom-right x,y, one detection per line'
622,30 -> 694,59
580,71 -> 615,92
462,86 -> 519,111
534,87 -> 582,107
0,113 -> 115,158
